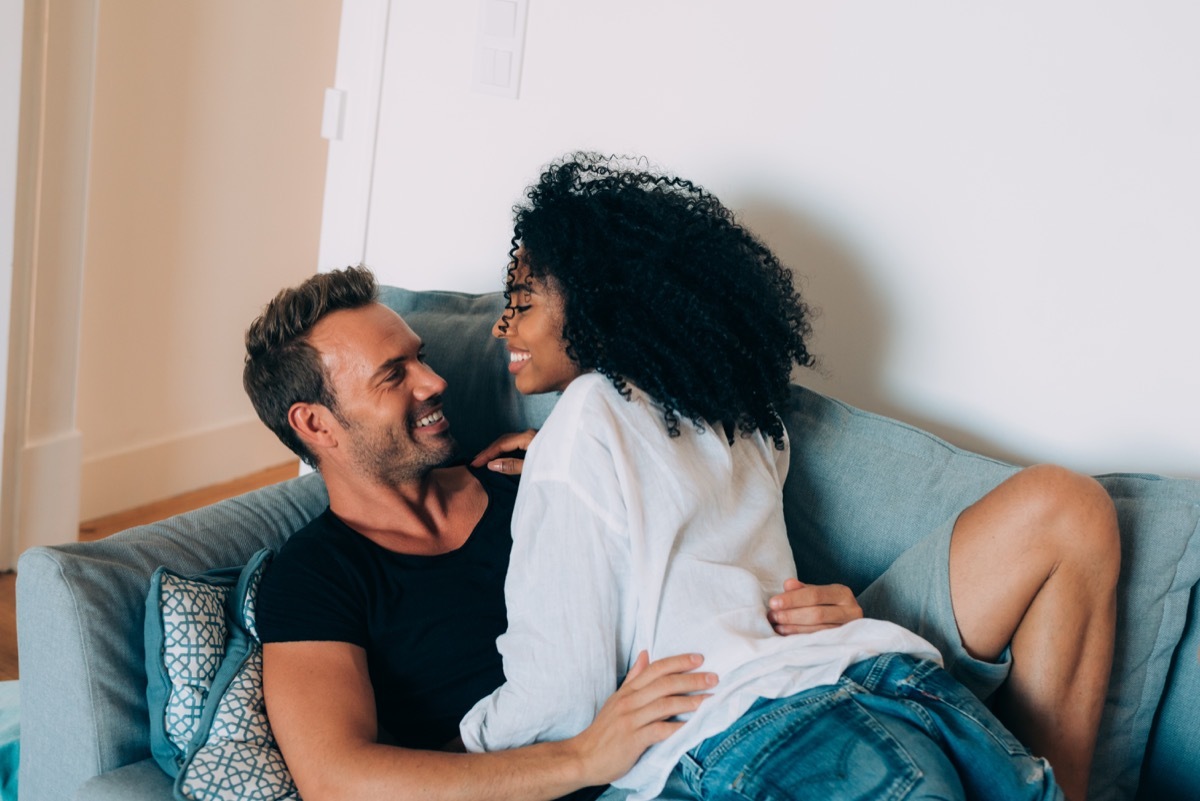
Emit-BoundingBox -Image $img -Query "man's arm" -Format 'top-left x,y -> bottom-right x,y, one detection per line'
263,641 -> 714,801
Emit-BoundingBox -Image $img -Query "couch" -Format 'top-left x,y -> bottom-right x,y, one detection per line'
16,287 -> 1200,801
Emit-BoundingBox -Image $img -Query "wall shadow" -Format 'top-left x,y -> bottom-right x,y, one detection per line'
739,196 -> 1037,468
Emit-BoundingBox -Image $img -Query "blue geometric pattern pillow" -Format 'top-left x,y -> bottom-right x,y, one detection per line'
146,550 -> 299,800
146,563 -> 242,776
174,556 -> 298,801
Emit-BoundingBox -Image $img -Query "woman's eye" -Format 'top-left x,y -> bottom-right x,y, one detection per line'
514,304 -> 532,314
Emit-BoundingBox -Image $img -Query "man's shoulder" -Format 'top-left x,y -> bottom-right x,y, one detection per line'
258,509 -> 374,645
467,462 -> 520,495
275,508 -> 345,556
264,508 -> 365,590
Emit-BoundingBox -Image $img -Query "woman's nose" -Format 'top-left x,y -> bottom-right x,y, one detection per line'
492,310 -> 513,339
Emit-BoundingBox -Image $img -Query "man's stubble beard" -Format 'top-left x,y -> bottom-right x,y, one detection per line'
349,423 -> 459,486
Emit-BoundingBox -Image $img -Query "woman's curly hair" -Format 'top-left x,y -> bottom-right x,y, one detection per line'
501,153 -> 816,449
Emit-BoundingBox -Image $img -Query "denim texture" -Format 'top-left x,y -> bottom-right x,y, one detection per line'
673,654 -> 1062,801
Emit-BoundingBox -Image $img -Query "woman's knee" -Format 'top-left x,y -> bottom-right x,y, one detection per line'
1009,465 -> 1120,583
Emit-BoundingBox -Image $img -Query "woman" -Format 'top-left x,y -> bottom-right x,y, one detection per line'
459,153 -> 1066,800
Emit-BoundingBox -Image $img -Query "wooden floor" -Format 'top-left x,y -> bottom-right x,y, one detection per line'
0,461 -> 299,681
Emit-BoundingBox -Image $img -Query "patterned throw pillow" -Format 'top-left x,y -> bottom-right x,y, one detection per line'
146,550 -> 299,801
146,563 -> 242,776
175,555 -> 298,801
176,646 -> 297,801
161,576 -> 229,749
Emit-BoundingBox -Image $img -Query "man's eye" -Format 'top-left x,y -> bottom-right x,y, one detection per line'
514,305 -> 532,314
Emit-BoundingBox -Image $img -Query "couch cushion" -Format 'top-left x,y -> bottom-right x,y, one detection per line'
1097,476 -> 1200,800
75,759 -> 174,801
1138,581 -> 1200,799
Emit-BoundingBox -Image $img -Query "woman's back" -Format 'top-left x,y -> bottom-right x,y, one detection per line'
461,373 -> 938,799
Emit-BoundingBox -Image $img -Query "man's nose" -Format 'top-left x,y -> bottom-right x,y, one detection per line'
413,361 -> 448,399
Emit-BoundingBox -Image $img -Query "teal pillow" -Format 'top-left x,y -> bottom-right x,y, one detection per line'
174,553 -> 297,801
145,562 -> 243,776
145,550 -> 298,800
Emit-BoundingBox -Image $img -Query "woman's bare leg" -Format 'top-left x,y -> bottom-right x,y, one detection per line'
948,464 -> 1120,801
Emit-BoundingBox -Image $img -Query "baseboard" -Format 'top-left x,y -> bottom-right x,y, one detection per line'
80,417 -> 293,521
10,430 -> 84,563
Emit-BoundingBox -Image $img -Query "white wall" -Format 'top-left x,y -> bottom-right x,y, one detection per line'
75,1 -> 341,519
347,0 -> 1198,478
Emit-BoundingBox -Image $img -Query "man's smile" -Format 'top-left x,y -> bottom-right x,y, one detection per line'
413,408 -> 447,432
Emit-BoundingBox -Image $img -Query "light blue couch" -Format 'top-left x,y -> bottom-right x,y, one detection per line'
16,288 -> 1200,800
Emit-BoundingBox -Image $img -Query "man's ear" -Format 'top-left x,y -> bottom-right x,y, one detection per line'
288,402 -> 340,455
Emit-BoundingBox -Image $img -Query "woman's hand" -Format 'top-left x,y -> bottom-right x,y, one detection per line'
470,429 -> 538,475
564,651 -> 716,786
767,579 -> 863,635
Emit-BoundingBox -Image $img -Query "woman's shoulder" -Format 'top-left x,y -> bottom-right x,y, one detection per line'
529,375 -> 640,466
561,370 -> 617,397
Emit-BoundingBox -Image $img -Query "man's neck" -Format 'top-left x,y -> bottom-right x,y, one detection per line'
324,465 -> 489,556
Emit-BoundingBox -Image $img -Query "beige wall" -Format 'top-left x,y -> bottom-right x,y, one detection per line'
77,0 -> 341,519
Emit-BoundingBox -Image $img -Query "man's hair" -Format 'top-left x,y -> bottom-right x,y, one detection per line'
243,266 -> 378,467
499,153 -> 815,449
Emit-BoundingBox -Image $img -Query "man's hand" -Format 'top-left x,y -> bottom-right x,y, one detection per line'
470,430 -> 537,475
563,652 -> 716,787
767,578 -> 863,635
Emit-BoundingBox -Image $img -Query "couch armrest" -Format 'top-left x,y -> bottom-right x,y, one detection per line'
16,473 -> 328,801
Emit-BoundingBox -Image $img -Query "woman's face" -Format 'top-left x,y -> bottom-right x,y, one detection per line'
492,260 -> 582,395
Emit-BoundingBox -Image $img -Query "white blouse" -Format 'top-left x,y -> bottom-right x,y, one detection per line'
460,373 -> 938,800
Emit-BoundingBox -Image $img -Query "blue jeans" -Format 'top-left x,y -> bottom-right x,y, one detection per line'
670,653 -> 1062,801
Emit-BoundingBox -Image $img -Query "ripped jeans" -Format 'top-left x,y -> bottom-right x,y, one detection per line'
670,652 -> 1063,801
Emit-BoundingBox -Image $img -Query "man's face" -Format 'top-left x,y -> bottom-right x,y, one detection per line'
307,303 -> 456,485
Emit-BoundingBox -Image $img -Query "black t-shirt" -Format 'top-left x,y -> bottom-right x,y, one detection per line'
257,467 -> 517,750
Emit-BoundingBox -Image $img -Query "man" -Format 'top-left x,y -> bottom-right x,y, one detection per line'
246,266 -> 1119,800
248,267 -> 732,801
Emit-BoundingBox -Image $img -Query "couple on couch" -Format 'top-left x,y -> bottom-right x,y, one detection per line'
245,154 -> 1119,801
